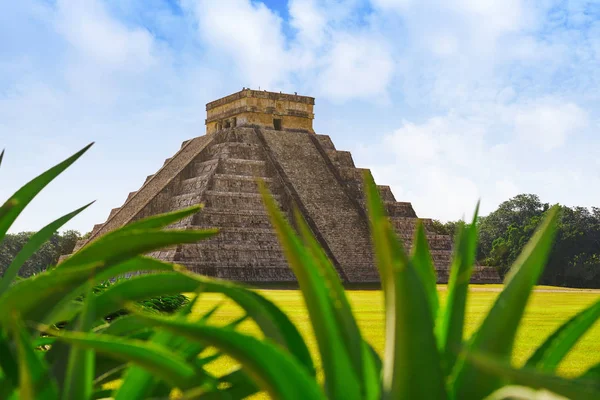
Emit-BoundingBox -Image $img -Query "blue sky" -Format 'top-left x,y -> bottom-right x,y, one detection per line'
1,0 -> 599,233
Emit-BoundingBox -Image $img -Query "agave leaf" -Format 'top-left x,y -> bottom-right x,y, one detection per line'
41,326 -> 197,389
0,143 -> 93,244
0,202 -> 94,296
84,271 -> 314,374
410,221 -> 439,324
467,351 -> 600,400
364,172 -> 447,400
578,362 -> 600,381
13,317 -> 59,400
115,292 -> 211,400
438,205 -> 479,372
45,257 -> 179,326
199,369 -> 260,400
129,311 -> 326,400
525,298 -> 600,372
293,207 -> 379,398
259,181 -> 361,399
0,199 -> 18,224
58,228 -> 217,269
485,386 -> 570,400
0,329 -> 19,394
453,206 -> 560,400
62,282 -> 96,400
0,256 -> 176,327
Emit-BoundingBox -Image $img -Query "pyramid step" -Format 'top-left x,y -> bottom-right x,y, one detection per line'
203,227 -> 280,245
204,190 -> 281,211
193,209 -> 275,229
390,217 -> 419,232
186,159 -> 219,178
385,201 -> 417,218
213,127 -> 261,144
178,243 -> 287,264
180,263 -> 295,282
217,158 -> 269,177
315,134 -> 335,151
210,174 -> 279,194
378,185 -> 396,202
331,151 -> 355,168
179,176 -> 211,194
181,259 -> 289,269
209,142 -> 266,161
430,250 -> 452,264
426,235 -> 453,251
170,193 -> 202,209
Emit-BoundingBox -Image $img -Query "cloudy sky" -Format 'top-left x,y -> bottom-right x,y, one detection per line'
1,0 -> 599,233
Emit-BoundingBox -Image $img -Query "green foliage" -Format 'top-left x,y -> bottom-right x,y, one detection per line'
0,145 -> 598,400
0,230 -> 82,278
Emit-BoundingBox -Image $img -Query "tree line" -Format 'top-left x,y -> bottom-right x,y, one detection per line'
0,230 -> 82,278
431,194 -> 600,288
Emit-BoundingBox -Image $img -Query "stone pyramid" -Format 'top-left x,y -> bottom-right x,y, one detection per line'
66,89 -> 499,284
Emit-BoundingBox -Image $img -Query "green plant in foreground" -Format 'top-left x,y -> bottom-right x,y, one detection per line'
0,144 -> 598,400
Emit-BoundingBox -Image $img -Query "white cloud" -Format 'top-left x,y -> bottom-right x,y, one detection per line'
316,33 -> 394,101
289,0 -> 327,48
56,0 -> 155,70
354,95 -> 593,221
514,101 -> 589,151
184,0 -> 289,89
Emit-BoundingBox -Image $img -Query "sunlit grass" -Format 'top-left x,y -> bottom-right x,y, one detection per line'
193,285 -> 600,380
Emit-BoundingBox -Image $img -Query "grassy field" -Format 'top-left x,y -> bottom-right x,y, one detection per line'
192,285 -> 600,379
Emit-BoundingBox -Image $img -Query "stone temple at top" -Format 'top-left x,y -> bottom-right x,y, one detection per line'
64,89 -> 498,283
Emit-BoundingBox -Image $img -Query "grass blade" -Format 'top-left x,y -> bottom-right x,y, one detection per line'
13,317 -> 59,400
0,202 -> 94,296
410,221 -> 439,324
62,281 -> 96,400
438,204 -> 479,372
364,172 -> 447,400
41,327 -> 197,389
467,352 -> 600,400
453,206 -> 560,400
130,311 -> 326,400
0,149 -> 4,167
525,298 -> 600,372
0,143 -> 93,244
578,362 -> 600,381
114,293 -> 211,400
83,271 -> 314,373
293,207 -> 378,398
0,329 -> 19,394
259,181 -> 361,400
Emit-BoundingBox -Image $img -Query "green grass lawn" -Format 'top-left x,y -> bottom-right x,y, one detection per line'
192,285 -> 600,379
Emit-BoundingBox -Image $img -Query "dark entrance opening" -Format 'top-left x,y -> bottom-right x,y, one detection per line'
273,118 -> 282,131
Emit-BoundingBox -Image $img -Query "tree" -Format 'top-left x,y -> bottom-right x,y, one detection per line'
0,230 -> 82,277
477,194 -> 549,267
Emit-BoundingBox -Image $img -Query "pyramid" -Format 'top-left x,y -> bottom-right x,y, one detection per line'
66,89 -> 499,284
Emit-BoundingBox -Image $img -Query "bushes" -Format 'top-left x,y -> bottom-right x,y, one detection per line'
0,145 -> 598,399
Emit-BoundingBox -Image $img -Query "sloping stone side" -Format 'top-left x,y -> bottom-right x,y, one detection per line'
259,128 -> 379,282
84,135 -> 214,244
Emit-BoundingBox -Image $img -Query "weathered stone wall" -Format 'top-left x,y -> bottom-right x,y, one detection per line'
259,128 -> 379,282
205,89 -> 315,134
